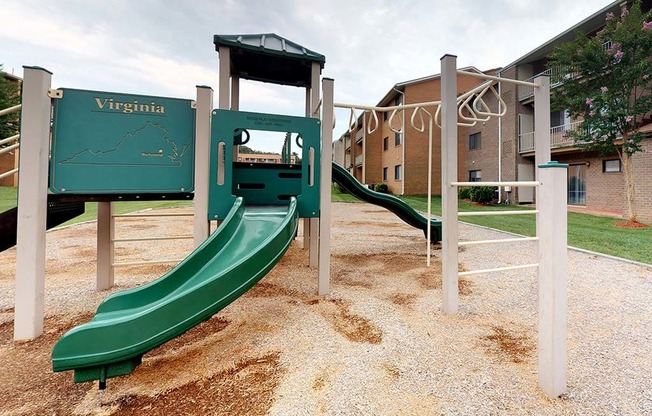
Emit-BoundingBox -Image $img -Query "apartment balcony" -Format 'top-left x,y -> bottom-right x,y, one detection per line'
518,121 -> 581,153
354,154 -> 363,167
345,136 -> 351,151
517,67 -> 567,102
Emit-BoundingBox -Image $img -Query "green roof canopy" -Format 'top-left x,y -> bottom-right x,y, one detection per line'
214,33 -> 325,87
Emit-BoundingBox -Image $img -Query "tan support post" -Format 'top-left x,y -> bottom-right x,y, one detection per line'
536,163 -> 568,397
96,202 -> 114,290
14,66 -> 51,341
440,55 -> 459,315
319,78 -> 334,295
308,62 -> 321,267
194,86 -> 213,246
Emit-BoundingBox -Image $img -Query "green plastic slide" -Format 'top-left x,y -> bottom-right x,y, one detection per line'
52,197 -> 298,387
332,162 -> 442,242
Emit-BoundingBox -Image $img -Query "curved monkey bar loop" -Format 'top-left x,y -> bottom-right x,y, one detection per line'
387,108 -> 404,134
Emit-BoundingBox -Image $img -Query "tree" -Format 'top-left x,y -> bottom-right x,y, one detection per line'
549,1 -> 652,222
0,65 -> 21,141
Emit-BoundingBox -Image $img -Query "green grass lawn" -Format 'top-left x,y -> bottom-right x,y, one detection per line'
0,186 -> 192,227
399,194 -> 651,265
4,186 -> 650,264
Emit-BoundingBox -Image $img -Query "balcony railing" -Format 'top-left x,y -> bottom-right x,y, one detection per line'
518,121 -> 582,153
355,154 -> 363,166
517,67 -> 568,101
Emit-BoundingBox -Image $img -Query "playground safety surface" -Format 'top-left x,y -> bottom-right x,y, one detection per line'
0,202 -> 650,415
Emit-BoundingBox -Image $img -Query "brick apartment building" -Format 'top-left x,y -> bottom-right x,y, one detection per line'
335,67 -> 493,195
335,0 -> 652,223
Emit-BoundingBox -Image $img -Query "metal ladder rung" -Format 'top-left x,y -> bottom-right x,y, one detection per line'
458,263 -> 539,277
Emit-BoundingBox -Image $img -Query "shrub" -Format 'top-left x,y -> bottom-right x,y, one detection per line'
458,187 -> 472,200
470,186 -> 496,204
374,183 -> 389,193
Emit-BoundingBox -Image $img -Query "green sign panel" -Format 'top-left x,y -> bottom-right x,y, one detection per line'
50,88 -> 195,194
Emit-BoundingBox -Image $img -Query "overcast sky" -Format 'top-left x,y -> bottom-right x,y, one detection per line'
2,0 -> 614,152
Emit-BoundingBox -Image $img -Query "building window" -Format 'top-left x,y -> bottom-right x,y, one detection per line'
469,170 -> 481,182
603,159 -> 622,173
394,165 -> 402,180
383,137 -> 388,151
383,112 -> 388,121
395,132 -> 402,146
383,167 -> 388,181
469,132 -> 481,150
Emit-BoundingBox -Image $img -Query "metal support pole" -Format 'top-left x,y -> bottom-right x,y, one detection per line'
536,162 -> 568,398
97,202 -> 114,290
319,78 -> 334,295
14,66 -> 51,341
193,86 -> 213,246
534,76 -> 551,173
440,55 -> 459,315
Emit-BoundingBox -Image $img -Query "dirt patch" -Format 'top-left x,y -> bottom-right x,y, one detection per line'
481,325 -> 534,364
322,299 -> 383,344
384,363 -> 401,380
245,281 -> 298,298
119,263 -> 176,277
389,293 -> 417,306
0,312 -> 96,415
148,316 -> 230,358
345,220 -> 404,229
615,221 -> 649,228
458,277 -> 473,296
361,209 -> 389,214
112,352 -> 282,416
333,253 -> 427,276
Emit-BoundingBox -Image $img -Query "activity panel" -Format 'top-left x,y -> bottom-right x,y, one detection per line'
50,88 -> 195,193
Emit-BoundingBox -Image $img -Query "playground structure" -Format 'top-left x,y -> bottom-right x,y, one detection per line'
5,35 -> 567,398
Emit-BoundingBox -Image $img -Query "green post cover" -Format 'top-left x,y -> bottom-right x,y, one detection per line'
50,88 -> 195,194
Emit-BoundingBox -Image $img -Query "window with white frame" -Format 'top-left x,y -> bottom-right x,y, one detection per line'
469,170 -> 481,182
603,159 -> 622,173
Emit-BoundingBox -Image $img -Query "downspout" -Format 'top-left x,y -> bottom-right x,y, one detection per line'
497,71 -> 503,203
392,86 -> 406,195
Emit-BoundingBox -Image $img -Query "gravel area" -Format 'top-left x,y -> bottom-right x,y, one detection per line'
0,201 -> 650,415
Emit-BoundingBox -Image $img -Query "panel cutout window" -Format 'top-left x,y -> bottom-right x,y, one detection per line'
382,167 -> 388,181
235,130 -> 300,165
469,170 -> 481,182
394,165 -> 402,180
603,159 -> 621,173
469,132 -> 481,150
383,137 -> 388,151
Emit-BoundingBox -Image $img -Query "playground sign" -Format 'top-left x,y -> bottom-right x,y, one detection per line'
50,88 -> 195,193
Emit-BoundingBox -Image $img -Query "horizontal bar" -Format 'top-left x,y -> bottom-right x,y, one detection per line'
0,168 -> 18,180
0,104 -> 21,117
459,263 -> 539,277
457,70 -> 539,88
0,134 -> 19,146
114,212 -> 193,218
0,143 -> 19,155
451,181 -> 541,187
458,210 -> 538,217
334,100 -> 441,112
458,237 -> 539,246
112,235 -> 193,243
112,258 -> 184,267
